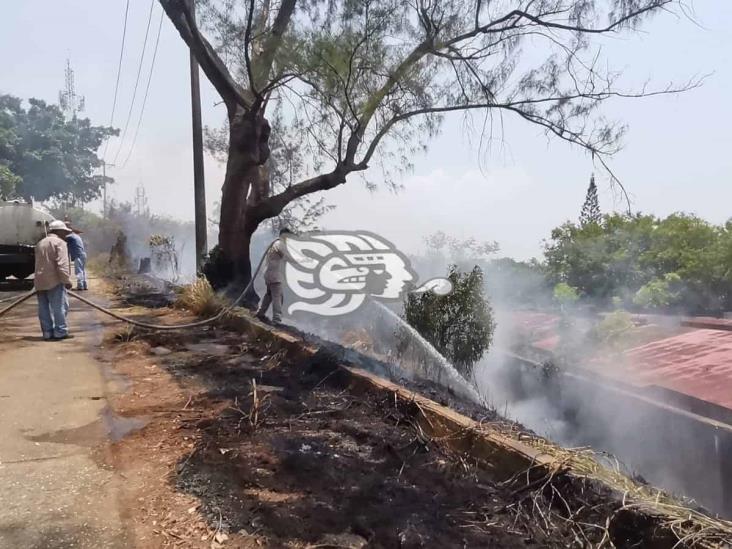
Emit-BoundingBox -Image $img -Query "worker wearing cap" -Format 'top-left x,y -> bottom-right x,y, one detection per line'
34,220 -> 73,340
65,224 -> 88,290
256,228 -> 291,324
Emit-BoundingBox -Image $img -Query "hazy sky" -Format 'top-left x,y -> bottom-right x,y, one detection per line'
2,1 -> 730,259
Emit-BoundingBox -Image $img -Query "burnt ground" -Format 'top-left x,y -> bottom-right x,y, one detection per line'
97,309 -> 640,549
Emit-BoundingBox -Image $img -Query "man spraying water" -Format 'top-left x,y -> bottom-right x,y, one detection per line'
34,220 -> 74,340
256,228 -> 292,325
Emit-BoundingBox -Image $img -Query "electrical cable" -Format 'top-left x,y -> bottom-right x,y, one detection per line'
112,0 -> 156,165
103,0 -> 131,162
120,7 -> 164,169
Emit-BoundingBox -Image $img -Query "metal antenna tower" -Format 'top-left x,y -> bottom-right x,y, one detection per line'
134,184 -> 149,217
59,59 -> 85,120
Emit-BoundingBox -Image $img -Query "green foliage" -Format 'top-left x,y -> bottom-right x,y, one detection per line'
553,282 -> 580,308
633,273 -> 682,309
484,257 -> 552,309
201,244 -> 234,291
0,94 -> 116,202
402,265 -> 496,378
579,174 -> 601,226
544,213 -> 732,313
595,309 -> 635,352
544,213 -> 652,302
0,164 -> 21,197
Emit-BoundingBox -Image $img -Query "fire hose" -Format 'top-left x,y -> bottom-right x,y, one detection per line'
0,292 -> 34,305
0,290 -> 37,316
0,241 -> 274,330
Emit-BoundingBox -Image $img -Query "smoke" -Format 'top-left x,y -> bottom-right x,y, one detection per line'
283,232 -> 731,517
58,202 -> 216,281
470,271 -> 730,517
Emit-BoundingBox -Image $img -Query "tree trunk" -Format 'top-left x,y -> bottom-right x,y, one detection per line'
216,106 -> 271,298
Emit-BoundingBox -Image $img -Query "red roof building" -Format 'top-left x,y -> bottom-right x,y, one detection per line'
506,311 -> 732,414
620,328 -> 732,410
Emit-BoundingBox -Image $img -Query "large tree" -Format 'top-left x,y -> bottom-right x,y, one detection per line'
0,95 -> 116,203
579,173 -> 601,226
544,212 -> 732,312
159,0 -> 695,289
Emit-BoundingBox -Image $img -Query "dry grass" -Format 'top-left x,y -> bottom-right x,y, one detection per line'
86,252 -> 128,279
510,431 -> 732,548
175,277 -> 226,318
227,379 -> 271,433
422,409 -> 732,546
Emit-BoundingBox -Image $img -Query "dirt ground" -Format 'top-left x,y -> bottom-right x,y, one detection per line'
98,308 -> 621,549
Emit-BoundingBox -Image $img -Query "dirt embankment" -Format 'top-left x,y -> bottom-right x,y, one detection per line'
99,308 -> 634,549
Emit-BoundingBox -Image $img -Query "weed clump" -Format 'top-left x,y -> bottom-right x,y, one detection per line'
176,277 -> 226,318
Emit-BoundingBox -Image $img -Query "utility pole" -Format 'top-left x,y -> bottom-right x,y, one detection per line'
102,162 -> 115,218
188,0 -> 207,270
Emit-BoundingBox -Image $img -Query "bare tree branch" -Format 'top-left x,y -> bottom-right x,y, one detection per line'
250,0 -> 297,89
159,0 -> 253,110
355,74 -> 702,170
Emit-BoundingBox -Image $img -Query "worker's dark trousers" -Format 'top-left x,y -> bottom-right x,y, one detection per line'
256,282 -> 283,323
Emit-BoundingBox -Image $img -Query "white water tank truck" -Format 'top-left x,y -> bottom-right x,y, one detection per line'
0,201 -> 55,280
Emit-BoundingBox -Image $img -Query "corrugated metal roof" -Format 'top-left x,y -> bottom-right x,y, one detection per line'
505,312 -> 732,411
623,329 -> 732,409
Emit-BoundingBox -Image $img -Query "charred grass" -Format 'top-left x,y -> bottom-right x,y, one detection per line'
101,319 -> 700,549
98,314 -> 724,548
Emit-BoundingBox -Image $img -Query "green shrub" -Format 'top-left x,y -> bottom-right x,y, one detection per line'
595,309 -> 635,352
633,273 -> 682,309
402,265 -> 495,379
553,282 -> 580,309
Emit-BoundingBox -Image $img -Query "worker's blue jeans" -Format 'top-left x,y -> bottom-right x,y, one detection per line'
74,255 -> 87,290
37,284 -> 69,340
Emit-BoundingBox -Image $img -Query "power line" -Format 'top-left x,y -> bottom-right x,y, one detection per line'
103,0 -> 131,161
121,8 -> 164,169
112,0 -> 156,165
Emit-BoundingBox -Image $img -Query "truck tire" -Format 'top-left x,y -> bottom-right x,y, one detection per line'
10,266 -> 34,280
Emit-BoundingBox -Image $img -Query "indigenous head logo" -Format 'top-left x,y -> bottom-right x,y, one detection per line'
284,231 -> 452,316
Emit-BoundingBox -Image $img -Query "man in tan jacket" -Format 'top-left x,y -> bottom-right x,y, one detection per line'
34,220 -> 73,340
256,228 -> 291,324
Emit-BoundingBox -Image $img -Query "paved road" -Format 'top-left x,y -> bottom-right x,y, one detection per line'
0,290 -> 130,548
